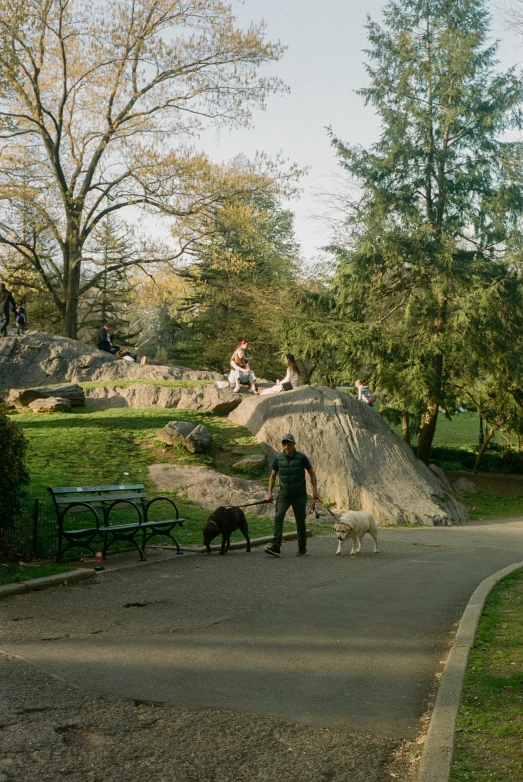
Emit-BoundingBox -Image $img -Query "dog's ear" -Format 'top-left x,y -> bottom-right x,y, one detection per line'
332,523 -> 337,532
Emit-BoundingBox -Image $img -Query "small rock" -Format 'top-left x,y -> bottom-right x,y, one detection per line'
156,421 -> 213,453
453,477 -> 478,493
28,396 -> 73,413
233,454 -> 267,470
187,424 -> 213,453
9,383 -> 85,407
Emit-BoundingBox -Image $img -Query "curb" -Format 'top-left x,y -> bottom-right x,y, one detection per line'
179,529 -> 313,554
0,568 -> 95,600
416,560 -> 523,782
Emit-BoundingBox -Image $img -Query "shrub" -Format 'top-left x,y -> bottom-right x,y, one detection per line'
0,398 -> 30,527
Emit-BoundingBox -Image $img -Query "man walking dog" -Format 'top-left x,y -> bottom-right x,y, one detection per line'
265,433 -> 319,558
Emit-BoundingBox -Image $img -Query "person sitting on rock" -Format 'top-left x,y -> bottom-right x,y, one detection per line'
259,354 -> 300,396
231,339 -> 251,361
96,322 -> 120,355
355,379 -> 374,407
229,347 -> 257,394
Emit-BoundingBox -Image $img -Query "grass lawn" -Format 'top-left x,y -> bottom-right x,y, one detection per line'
0,562 -> 76,585
461,492 -> 523,521
450,567 -> 523,781
15,407 -> 328,553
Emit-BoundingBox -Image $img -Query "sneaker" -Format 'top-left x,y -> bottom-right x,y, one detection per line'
249,386 -> 258,394
296,550 -> 308,557
264,544 -> 281,558
233,384 -> 241,393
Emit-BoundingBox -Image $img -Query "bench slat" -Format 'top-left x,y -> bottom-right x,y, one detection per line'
55,492 -> 147,505
49,484 -> 145,495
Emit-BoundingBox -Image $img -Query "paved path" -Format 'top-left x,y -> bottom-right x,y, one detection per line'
3,520 -> 523,730
1,519 -> 523,780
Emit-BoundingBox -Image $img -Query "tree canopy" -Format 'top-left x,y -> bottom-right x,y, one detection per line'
324,0 -> 523,461
0,0 -> 288,337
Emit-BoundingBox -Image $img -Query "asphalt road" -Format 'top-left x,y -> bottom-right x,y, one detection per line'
1,518 -> 523,781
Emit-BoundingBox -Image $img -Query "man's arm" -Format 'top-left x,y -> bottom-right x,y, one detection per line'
307,468 -> 320,500
267,469 -> 278,502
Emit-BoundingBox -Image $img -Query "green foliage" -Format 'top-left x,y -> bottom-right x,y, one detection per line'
322,0 -> 523,461
0,563 -> 75,585
0,399 -> 30,527
451,568 -> 523,780
176,191 -> 301,379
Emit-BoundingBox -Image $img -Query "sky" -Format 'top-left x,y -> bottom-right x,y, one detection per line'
196,0 -> 523,265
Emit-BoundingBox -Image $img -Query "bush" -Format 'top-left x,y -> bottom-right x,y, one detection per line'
0,398 -> 30,527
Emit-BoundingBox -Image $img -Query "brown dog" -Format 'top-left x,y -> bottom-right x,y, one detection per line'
202,506 -> 251,555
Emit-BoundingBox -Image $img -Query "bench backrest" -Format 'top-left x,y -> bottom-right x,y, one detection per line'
48,484 -> 148,510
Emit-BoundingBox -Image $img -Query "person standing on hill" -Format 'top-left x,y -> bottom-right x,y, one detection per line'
265,433 -> 319,558
0,282 -> 16,337
15,305 -> 27,334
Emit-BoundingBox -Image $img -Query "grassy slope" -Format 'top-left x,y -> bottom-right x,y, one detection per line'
15,407 -> 327,549
450,567 -> 523,781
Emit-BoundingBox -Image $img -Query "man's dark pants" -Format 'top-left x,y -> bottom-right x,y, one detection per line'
273,494 -> 307,551
0,311 -> 9,336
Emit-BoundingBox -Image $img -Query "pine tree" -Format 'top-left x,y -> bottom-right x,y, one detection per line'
329,0 -> 523,461
177,191 -> 300,378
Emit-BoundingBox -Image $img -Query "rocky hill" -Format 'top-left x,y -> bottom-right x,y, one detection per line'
229,386 -> 468,526
0,331 -> 223,389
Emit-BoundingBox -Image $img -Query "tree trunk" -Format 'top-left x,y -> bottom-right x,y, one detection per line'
402,410 -> 410,445
417,402 -> 439,463
473,427 -> 495,473
63,260 -> 81,339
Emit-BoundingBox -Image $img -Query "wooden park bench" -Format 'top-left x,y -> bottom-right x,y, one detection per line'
47,483 -> 185,562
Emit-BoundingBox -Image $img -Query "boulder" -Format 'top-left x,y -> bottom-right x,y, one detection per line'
232,454 -> 267,470
0,331 -> 224,389
148,465 -> 273,517
453,477 -> 478,493
156,421 -> 213,453
229,386 -> 469,526
28,396 -> 72,413
9,383 -> 85,407
84,384 -> 241,413
428,464 -> 454,494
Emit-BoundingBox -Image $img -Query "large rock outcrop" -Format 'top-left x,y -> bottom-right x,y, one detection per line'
0,331 -> 223,389
147,465 -> 273,517
229,387 -> 468,526
84,384 -> 241,413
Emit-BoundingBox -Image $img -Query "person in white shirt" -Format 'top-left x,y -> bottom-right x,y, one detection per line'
259,354 -> 300,396
229,348 -> 257,393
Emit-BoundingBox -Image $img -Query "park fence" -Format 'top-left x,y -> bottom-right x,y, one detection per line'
0,499 -> 58,561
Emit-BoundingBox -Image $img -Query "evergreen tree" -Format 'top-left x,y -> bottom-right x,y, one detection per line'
328,0 -> 523,461
79,217 -> 136,339
177,191 -> 300,378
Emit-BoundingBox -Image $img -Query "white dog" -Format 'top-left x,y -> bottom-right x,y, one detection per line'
332,511 -> 379,556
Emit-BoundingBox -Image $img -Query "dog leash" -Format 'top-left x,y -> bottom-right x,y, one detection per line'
224,499 -> 273,510
309,499 -> 337,518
